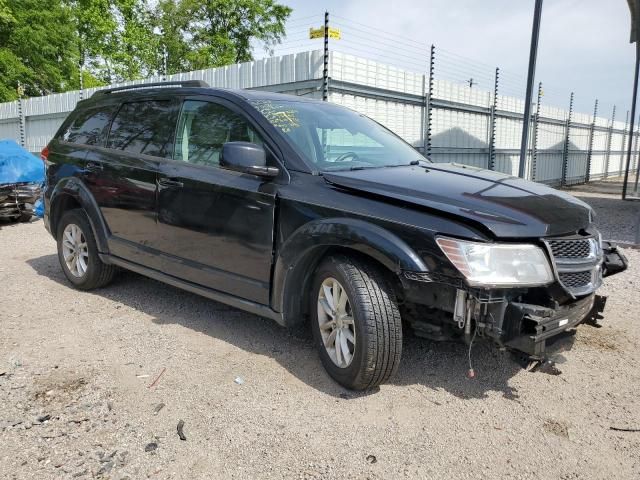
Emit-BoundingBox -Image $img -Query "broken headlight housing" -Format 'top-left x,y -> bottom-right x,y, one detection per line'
436,237 -> 554,287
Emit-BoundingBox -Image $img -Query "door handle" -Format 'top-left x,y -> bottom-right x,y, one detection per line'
158,178 -> 184,188
85,162 -> 103,172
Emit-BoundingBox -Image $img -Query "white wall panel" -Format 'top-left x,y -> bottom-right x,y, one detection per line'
0,47 -> 634,187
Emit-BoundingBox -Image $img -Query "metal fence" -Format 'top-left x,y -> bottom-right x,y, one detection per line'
0,41 -> 638,187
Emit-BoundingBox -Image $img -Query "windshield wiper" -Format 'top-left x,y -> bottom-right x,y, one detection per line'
378,160 -> 423,169
329,160 -> 424,172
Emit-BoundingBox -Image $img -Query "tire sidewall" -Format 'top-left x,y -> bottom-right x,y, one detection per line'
56,210 -> 101,289
310,258 -> 371,388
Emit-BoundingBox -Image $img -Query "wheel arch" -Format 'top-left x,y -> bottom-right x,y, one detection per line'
49,178 -> 110,254
272,218 -> 427,327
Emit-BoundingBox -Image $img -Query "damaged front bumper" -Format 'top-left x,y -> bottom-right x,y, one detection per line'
403,241 -> 629,359
0,183 -> 40,218
501,294 -> 605,358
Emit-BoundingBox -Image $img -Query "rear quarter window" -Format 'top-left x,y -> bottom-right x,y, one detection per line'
106,101 -> 177,158
60,105 -> 117,146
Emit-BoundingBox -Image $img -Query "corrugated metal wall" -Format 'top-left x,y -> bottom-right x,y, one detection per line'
0,48 -> 637,186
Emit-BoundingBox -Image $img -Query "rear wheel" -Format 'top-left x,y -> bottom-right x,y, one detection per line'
56,209 -> 116,290
310,255 -> 402,390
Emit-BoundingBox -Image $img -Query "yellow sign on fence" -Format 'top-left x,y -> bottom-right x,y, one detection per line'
309,27 -> 341,40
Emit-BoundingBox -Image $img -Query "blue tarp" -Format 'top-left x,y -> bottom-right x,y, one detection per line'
34,198 -> 44,217
0,139 -> 45,185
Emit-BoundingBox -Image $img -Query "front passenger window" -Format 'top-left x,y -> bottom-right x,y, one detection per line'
174,100 -> 264,167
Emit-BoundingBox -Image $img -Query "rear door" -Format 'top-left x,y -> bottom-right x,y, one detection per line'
155,97 -> 278,304
83,98 -> 179,269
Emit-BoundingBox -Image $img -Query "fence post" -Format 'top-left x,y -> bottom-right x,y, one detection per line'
634,120 -> 640,193
487,67 -> 499,170
79,65 -> 84,101
585,99 -> 598,184
632,122 -> 639,179
425,44 -> 435,158
420,73 -> 427,154
322,11 -> 330,102
560,92 -> 574,187
16,82 -> 26,149
530,81 -> 543,181
603,105 -> 616,179
620,110 -> 629,177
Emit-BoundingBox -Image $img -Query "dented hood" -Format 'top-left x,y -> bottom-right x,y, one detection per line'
323,163 -> 593,238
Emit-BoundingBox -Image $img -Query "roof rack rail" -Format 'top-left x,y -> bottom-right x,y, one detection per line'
93,80 -> 209,96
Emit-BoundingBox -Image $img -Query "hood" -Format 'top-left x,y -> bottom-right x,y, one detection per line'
323,163 -> 593,238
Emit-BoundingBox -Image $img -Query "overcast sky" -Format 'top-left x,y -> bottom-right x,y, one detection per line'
272,0 -> 635,118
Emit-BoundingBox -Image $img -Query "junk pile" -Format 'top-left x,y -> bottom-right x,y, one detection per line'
0,140 -> 45,222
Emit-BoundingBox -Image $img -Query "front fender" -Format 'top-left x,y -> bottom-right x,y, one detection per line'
271,218 -> 428,322
48,177 -> 110,253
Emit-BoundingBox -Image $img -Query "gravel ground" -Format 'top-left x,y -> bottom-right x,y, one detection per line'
565,187 -> 640,244
1,199 -> 639,479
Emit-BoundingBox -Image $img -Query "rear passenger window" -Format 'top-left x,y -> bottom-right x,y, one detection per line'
107,101 -> 176,158
62,106 -> 116,146
174,100 -> 263,167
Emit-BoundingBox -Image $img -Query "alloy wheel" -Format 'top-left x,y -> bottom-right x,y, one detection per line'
61,223 -> 89,278
317,277 -> 356,368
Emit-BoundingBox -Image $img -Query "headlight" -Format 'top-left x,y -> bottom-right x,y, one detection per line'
436,237 -> 554,287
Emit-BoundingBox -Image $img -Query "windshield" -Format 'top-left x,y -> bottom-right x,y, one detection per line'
250,99 -> 427,171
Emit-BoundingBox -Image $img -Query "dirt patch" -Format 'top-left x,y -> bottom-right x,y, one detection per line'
576,326 -> 622,352
33,371 -> 88,404
544,419 -> 570,438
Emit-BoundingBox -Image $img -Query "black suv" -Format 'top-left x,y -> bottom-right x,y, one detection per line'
43,81 -> 627,390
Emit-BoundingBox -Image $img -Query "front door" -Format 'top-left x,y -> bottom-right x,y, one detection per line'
155,98 -> 278,304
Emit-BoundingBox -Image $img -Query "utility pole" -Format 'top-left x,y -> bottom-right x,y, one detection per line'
623,0 -> 640,199
518,0 -> 543,178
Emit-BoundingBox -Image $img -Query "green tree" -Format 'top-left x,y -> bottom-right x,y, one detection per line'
154,0 -> 291,74
67,0 -> 117,83
0,0 -> 79,101
0,0 -> 292,101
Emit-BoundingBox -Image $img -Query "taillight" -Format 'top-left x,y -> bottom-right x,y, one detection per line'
40,146 -> 49,162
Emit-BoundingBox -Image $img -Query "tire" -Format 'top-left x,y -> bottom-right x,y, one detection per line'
18,212 -> 32,223
56,209 -> 116,290
310,255 -> 402,390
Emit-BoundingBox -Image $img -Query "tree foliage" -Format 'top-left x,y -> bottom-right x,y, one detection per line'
0,0 -> 291,102
1,0 -> 80,101
153,0 -> 291,72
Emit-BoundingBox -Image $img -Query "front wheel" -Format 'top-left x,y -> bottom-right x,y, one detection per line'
310,255 -> 403,390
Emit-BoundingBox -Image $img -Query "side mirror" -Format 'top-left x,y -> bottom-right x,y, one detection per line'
220,141 -> 279,178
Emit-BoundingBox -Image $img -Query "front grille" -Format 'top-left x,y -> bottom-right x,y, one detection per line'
548,239 -> 591,259
544,235 -> 602,297
559,271 -> 592,289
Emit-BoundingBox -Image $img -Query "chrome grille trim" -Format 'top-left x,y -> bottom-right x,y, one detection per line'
548,239 -> 592,259
543,235 -> 603,297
